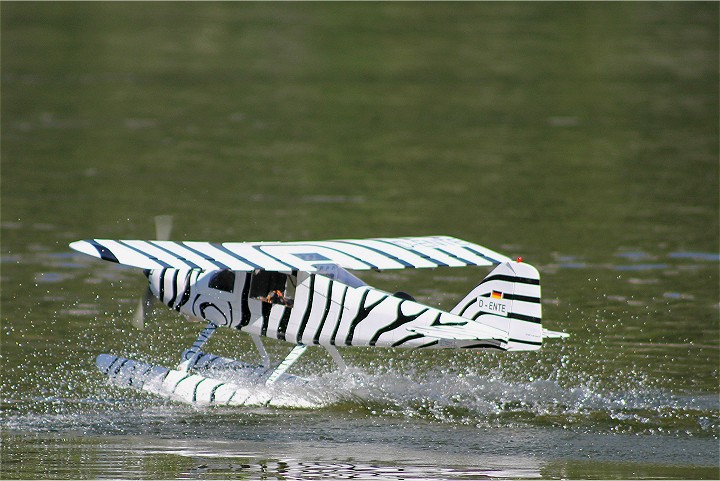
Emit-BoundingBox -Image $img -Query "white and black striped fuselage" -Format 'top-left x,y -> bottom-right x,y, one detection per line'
146,266 -> 536,351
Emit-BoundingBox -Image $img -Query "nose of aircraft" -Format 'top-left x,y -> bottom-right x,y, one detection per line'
144,269 -> 163,299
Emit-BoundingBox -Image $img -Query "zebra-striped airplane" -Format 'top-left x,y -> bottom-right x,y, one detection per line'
70,232 -> 568,406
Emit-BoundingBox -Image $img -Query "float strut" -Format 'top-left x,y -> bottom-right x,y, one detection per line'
178,321 -> 218,372
265,344 -> 308,386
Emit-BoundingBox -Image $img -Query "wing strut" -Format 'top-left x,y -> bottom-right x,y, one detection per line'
265,345 -> 307,385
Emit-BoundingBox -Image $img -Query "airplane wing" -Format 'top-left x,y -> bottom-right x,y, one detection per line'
69,236 -> 511,272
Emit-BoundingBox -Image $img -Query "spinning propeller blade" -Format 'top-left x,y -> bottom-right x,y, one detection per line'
132,286 -> 154,330
131,215 -> 174,329
154,215 -> 173,241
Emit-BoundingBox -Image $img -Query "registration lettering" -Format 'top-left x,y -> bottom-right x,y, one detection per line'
477,297 -> 509,317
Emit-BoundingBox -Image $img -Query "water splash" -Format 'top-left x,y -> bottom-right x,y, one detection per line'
3,356 -> 716,440
288,367 -> 719,436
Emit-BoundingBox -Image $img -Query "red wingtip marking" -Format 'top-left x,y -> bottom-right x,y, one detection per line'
516,257 -> 523,263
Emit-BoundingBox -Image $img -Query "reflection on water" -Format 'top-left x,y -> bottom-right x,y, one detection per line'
3,432 -> 546,480
2,413 -> 718,479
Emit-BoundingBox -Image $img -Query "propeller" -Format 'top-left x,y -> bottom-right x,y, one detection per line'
154,215 -> 173,243
131,215 -> 173,329
132,284 -> 155,330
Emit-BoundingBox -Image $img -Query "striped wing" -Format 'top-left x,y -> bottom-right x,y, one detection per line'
69,236 -> 511,272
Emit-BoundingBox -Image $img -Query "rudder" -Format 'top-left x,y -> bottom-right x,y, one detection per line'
451,261 -> 543,350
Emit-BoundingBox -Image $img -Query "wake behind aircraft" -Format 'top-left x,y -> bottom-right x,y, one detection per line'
70,221 -> 568,406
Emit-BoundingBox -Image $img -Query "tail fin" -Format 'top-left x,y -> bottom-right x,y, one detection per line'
451,260 -> 556,351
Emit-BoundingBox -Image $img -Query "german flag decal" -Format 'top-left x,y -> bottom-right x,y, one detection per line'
491,290 -> 503,299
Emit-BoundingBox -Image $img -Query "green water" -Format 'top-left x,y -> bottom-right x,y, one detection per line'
2,3 -> 718,479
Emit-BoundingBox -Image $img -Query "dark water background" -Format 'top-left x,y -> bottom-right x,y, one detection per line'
2,3 -> 718,479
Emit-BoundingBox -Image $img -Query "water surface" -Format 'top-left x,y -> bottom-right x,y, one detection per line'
2,3 -> 718,479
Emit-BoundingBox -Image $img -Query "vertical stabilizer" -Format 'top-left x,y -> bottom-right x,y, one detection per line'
451,261 -> 544,351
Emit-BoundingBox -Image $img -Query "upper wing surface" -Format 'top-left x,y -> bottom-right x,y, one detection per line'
69,236 -> 511,272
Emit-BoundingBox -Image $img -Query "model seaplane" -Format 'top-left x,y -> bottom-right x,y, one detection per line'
70,220 -> 568,406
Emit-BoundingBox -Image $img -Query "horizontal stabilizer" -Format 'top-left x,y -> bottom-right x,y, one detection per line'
409,321 -> 507,341
543,328 -> 570,339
